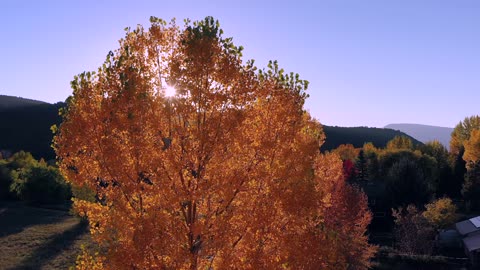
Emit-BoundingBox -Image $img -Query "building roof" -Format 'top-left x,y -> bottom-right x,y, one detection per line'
463,231 -> 480,252
470,216 -> 480,227
456,219 -> 480,236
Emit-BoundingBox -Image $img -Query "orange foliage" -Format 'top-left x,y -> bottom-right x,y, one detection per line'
55,17 -> 375,269
463,129 -> 480,165
450,115 -> 480,156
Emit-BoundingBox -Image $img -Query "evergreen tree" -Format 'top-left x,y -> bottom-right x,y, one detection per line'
355,149 -> 368,181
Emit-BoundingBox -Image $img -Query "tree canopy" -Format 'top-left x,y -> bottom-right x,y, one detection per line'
422,198 -> 457,230
450,115 -> 480,156
386,136 -> 414,151
54,17 -> 375,269
462,129 -> 480,210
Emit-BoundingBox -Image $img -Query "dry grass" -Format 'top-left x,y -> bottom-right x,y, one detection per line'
0,202 -> 92,270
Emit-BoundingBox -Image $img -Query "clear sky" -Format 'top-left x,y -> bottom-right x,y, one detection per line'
1,0 -> 479,128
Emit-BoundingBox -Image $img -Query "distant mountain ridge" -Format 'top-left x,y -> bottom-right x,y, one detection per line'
321,125 -> 422,151
0,95 -> 64,160
0,95 -> 425,159
384,123 -> 453,149
0,95 -> 47,110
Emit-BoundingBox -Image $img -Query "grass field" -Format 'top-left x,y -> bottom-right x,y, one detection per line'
0,202 -> 472,270
0,202 -> 92,270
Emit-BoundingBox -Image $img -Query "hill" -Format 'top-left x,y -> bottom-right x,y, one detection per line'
0,95 -> 425,159
321,125 -> 422,151
384,123 -> 453,149
0,97 -> 64,160
0,95 -> 47,110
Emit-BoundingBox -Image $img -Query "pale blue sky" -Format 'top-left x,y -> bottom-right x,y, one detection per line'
1,0 -> 479,128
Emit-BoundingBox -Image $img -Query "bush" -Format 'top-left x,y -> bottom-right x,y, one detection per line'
392,205 -> 436,255
423,198 -> 457,229
10,164 -> 71,204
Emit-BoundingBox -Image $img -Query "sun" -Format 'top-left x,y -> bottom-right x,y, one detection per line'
165,85 -> 176,97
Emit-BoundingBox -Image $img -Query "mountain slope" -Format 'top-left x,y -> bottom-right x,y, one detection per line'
321,125 -> 422,151
0,95 -> 425,159
0,102 -> 64,160
384,123 -> 453,149
0,95 -> 47,110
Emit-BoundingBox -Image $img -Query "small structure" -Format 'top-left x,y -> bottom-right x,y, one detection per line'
455,216 -> 480,266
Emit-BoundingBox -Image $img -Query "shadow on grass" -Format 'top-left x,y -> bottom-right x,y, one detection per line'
0,202 -> 70,238
6,220 -> 88,270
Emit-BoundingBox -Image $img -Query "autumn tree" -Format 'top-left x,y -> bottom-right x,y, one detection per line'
54,17 -> 375,269
450,115 -> 480,156
463,130 -> 480,163
363,142 -> 377,153
449,116 -> 480,200
333,143 -> 358,161
333,144 -> 358,181
321,164 -> 376,268
462,129 -> 480,211
386,136 -> 413,151
423,198 -> 457,230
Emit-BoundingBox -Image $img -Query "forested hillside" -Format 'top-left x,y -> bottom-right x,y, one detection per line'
322,125 -> 422,151
0,95 -> 47,109
385,123 -> 453,149
0,96 -> 64,160
0,95 -> 421,160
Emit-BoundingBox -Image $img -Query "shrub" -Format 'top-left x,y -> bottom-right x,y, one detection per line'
10,164 -> 71,204
392,205 -> 436,255
423,198 -> 457,229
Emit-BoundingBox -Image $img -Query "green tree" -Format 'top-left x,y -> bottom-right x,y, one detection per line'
422,140 -> 448,159
421,141 -> 452,196
462,164 -> 480,211
385,157 -> 429,208
2,151 -> 40,200
449,149 -> 466,198
417,153 -> 439,195
379,150 -> 418,176
10,163 -> 71,204
8,151 -> 38,170
355,149 -> 368,181
363,142 -> 380,181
